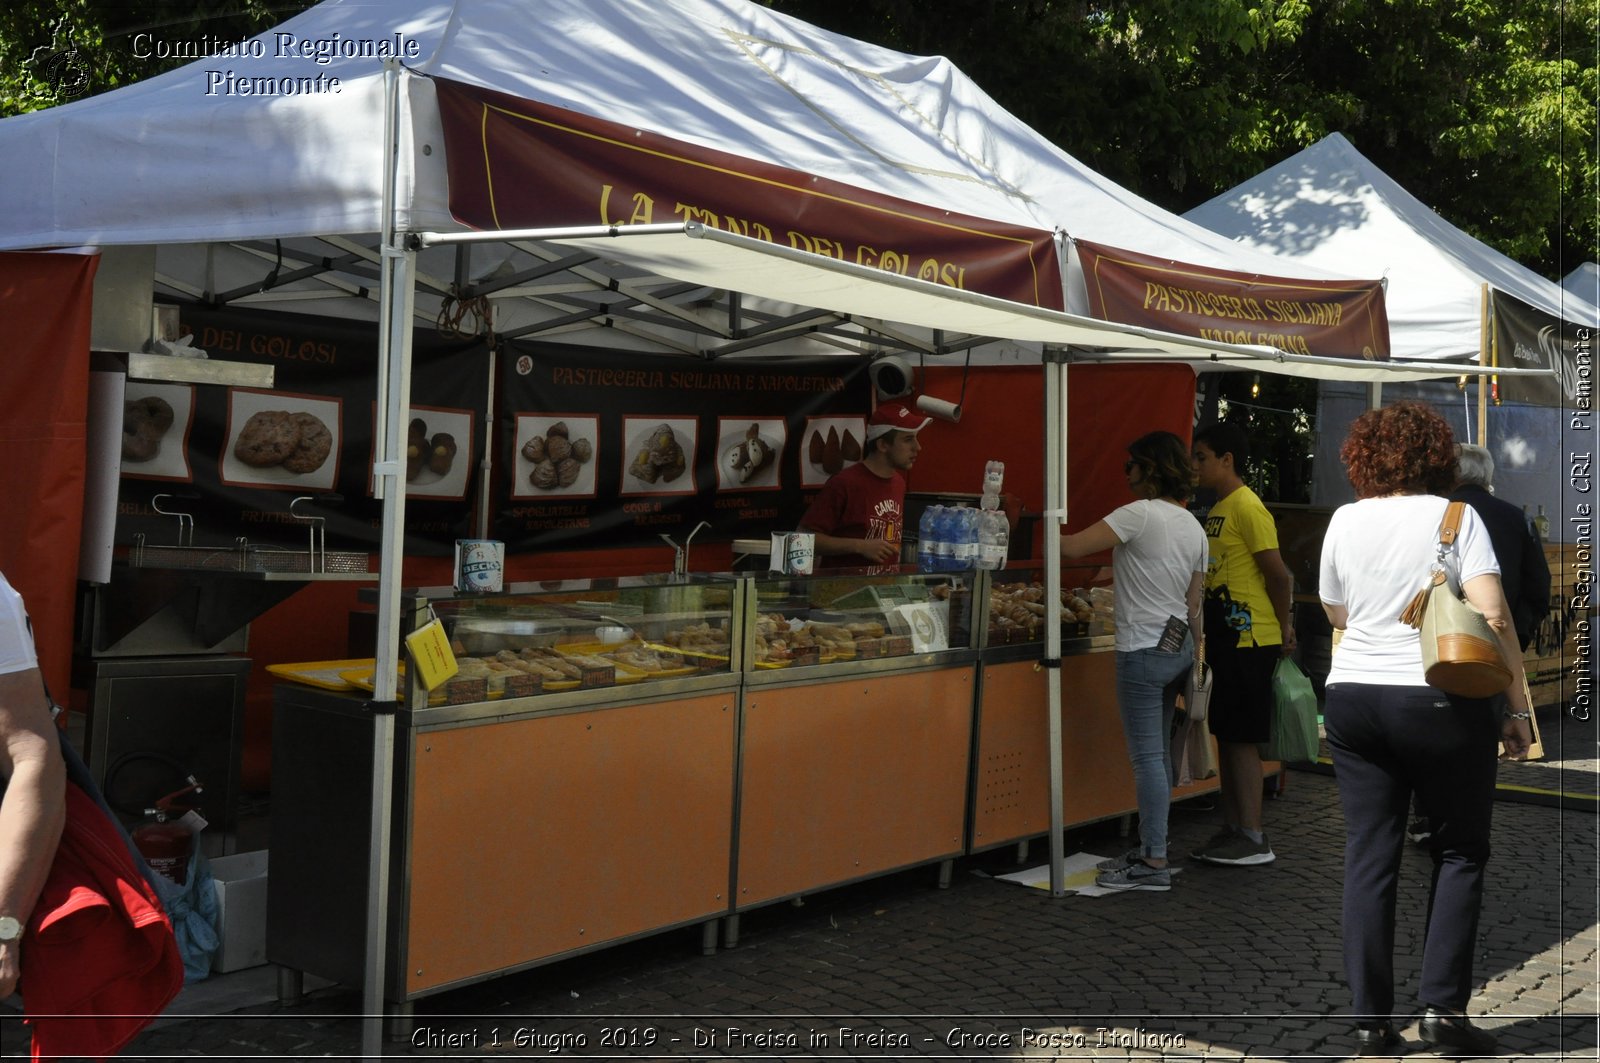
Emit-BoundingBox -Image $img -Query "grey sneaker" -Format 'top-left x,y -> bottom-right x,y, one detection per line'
1190,826 -> 1238,862
1096,861 -> 1172,891
1195,830 -> 1275,866
1096,848 -> 1142,871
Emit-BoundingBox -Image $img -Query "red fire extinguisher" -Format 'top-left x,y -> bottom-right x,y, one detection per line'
131,777 -> 204,886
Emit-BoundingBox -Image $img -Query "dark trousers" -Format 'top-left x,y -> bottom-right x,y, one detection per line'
1323,683 -> 1500,1020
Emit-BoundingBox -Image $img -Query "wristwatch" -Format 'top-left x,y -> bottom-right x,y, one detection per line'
0,915 -> 21,945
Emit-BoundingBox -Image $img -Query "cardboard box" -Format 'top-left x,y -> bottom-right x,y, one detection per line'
210,850 -> 269,973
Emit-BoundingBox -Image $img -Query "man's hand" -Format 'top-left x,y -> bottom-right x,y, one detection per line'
856,537 -> 899,564
1280,620 -> 1297,657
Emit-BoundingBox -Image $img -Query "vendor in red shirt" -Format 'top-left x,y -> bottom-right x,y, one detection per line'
799,400 -> 929,567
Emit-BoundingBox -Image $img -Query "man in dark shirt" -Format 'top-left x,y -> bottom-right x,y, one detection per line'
1408,443 -> 1552,841
1449,444 -> 1551,651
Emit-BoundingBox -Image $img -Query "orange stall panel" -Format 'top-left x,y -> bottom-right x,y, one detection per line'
971,654 -> 1221,851
736,667 -> 973,909
404,694 -> 736,994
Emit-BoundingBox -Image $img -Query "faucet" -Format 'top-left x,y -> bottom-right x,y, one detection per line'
658,520 -> 712,578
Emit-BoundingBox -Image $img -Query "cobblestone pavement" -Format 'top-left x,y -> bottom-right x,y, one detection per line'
9,705 -> 1598,1061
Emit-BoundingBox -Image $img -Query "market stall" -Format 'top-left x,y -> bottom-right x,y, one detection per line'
0,0 -> 1561,1043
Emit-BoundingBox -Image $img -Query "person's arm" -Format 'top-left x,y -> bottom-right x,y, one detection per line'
1254,548 -> 1296,656
1321,601 -> 1349,630
1186,570 -> 1205,662
1462,572 -> 1533,759
0,667 -> 67,998
806,530 -> 897,565
1059,519 -> 1121,560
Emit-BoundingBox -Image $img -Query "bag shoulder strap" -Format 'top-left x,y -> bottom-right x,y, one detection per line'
1438,500 -> 1466,547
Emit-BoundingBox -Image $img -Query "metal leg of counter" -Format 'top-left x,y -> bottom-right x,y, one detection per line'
700,920 -> 718,957
276,966 -> 304,1006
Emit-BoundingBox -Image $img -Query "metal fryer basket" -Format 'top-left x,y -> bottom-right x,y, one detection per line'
129,539 -> 370,574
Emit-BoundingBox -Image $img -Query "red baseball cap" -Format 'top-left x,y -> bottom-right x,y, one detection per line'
865,400 -> 931,441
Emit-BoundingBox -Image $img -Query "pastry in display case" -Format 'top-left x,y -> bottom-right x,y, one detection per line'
983,565 -> 1110,645
414,575 -> 738,703
746,568 -> 977,665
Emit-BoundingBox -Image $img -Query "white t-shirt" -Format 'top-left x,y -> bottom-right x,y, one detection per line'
1103,499 -> 1209,653
1320,495 -> 1500,686
0,572 -> 38,676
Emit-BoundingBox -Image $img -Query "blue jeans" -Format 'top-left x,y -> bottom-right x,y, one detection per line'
1114,635 -> 1194,861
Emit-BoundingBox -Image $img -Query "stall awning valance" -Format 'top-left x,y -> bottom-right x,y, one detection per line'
412,222 -> 1557,385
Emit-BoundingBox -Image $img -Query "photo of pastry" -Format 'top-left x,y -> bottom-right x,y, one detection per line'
219,389 -> 341,492
403,407 -> 474,500
619,416 -> 697,496
511,413 -> 598,500
798,416 -> 867,488
119,382 -> 195,482
714,417 -> 785,492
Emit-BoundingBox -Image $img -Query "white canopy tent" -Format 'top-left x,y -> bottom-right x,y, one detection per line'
1183,132 -> 1600,363
1565,263 -> 1600,308
0,3 -> 1555,1046
1184,132 -> 1585,528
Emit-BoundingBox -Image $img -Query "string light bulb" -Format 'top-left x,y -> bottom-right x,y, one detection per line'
1250,373 -> 1261,399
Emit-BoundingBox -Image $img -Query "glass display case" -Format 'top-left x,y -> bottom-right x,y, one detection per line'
408,574 -> 739,704
978,563 -> 1113,650
740,566 -> 978,669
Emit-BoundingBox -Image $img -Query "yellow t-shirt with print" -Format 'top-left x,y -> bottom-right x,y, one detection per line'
1202,484 -> 1282,649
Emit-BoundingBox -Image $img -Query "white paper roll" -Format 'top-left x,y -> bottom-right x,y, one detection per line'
915,394 -> 962,422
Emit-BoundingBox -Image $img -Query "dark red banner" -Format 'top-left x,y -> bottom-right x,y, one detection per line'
1077,240 -> 1390,360
434,77 -> 1063,309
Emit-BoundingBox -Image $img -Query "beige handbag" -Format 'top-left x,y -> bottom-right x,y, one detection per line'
1399,501 -> 1513,698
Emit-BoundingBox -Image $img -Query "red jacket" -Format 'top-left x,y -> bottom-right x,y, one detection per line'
23,780 -> 183,1061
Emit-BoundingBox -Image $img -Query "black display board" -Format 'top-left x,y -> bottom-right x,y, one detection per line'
494,341 -> 872,550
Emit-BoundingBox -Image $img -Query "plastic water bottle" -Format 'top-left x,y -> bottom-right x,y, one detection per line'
925,505 -> 951,571
917,506 -> 938,572
935,505 -> 958,571
982,459 -> 1005,499
976,507 -> 1009,570
950,505 -> 976,569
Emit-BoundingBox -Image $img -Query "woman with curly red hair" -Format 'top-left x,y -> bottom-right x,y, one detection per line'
1319,401 -> 1532,1055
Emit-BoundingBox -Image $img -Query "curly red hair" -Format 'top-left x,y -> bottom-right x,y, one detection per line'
1339,401 -> 1458,498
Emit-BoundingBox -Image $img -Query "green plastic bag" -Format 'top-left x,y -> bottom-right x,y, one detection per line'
1260,658 -> 1320,763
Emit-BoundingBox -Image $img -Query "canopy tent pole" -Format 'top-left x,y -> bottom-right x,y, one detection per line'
1043,348 -> 1069,896
1477,283 -> 1491,446
364,57 -> 416,1058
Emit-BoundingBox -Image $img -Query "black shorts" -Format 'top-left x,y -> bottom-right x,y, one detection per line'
1208,642 -> 1280,744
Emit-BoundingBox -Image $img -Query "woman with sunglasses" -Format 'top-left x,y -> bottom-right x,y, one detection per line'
1061,431 -> 1207,891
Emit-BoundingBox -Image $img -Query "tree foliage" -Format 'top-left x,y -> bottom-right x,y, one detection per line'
0,1 -> 314,115
764,0 -> 1597,280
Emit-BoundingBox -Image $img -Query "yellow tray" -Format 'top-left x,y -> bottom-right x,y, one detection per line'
641,641 -> 731,662
267,658 -> 375,691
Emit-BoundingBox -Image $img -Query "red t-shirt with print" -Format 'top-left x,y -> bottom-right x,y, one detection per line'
799,461 -> 906,568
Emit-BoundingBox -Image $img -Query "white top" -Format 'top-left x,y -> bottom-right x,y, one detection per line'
1103,499 -> 1209,653
0,572 -> 37,676
1320,495 -> 1500,686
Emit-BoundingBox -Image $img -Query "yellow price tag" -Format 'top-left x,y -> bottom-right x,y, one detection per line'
404,618 -> 459,691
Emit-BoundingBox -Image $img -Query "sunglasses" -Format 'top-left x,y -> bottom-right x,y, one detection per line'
1123,459 -> 1140,474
